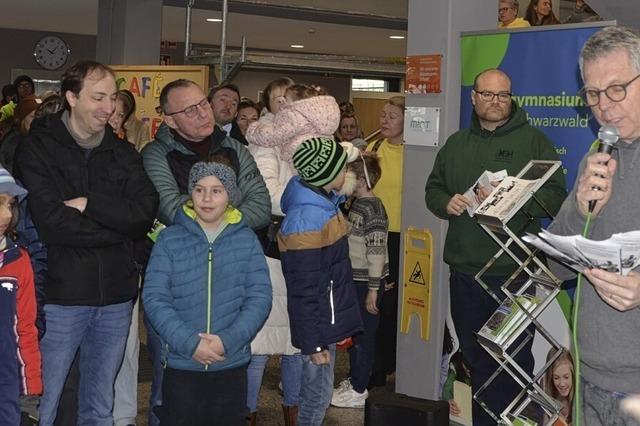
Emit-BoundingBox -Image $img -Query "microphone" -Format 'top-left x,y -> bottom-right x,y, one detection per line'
588,124 -> 619,213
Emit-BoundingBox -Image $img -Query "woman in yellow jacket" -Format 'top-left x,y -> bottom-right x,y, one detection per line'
365,95 -> 404,388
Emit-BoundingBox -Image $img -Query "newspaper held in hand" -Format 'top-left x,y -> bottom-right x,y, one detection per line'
523,229 -> 640,276
463,169 -> 508,216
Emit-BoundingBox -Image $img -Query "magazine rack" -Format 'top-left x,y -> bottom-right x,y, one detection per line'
472,161 -> 565,425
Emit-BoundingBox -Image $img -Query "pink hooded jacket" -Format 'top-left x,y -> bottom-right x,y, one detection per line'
245,95 -> 340,163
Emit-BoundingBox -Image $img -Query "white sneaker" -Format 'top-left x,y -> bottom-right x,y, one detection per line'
330,388 -> 368,408
331,379 -> 353,405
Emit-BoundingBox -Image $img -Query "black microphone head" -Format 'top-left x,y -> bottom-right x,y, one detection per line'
597,125 -> 619,154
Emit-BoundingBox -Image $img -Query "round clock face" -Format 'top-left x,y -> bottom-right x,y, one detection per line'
34,36 -> 70,70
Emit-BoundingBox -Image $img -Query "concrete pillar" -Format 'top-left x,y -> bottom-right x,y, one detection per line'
396,0 -> 496,400
96,0 -> 162,65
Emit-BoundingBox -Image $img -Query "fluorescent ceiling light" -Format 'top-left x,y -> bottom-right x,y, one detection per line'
389,35 -> 405,40
206,18 -> 222,22
290,44 -> 304,48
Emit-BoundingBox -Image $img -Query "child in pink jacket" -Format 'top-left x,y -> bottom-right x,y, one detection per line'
245,84 -> 340,167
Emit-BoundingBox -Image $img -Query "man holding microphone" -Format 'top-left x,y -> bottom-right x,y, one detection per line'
548,26 -> 640,424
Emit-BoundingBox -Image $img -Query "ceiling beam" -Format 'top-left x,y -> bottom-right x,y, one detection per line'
163,0 -> 407,30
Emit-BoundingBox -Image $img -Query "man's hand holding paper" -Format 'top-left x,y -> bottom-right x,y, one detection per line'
583,268 -> 640,311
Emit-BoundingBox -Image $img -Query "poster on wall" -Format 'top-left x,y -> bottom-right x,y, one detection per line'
459,24 -> 607,378
460,25 -> 606,190
405,54 -> 442,94
112,65 -> 209,139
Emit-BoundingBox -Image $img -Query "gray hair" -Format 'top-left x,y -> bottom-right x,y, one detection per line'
500,0 -> 519,8
579,26 -> 640,79
159,79 -> 199,114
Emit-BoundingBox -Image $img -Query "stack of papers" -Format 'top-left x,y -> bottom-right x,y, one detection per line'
523,229 -> 640,276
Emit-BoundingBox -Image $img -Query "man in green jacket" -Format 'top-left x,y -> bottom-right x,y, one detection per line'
141,78 -> 270,426
425,68 -> 566,425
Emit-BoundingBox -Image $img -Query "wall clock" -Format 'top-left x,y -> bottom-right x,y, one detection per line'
34,35 -> 70,70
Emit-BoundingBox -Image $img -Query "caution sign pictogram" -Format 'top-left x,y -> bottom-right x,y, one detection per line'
409,262 -> 426,285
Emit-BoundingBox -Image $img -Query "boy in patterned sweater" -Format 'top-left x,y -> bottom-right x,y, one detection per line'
331,152 -> 389,408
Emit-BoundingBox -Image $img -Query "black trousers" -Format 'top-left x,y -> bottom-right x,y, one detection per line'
370,231 -> 400,386
159,365 -> 248,426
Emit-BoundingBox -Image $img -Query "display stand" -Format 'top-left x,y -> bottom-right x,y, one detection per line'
472,161 -> 565,425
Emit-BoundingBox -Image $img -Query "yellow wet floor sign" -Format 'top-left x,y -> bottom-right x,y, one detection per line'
400,227 -> 432,340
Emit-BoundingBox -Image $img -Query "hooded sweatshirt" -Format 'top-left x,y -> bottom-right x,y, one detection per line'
548,138 -> 640,394
425,102 -> 567,276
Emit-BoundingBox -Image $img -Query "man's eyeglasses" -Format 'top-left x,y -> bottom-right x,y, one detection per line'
579,73 -> 640,107
473,90 -> 513,103
165,98 -> 210,118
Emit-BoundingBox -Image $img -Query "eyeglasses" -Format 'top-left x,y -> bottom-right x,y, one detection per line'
165,98 -> 210,118
473,90 -> 513,103
579,73 -> 640,107
498,7 -> 514,13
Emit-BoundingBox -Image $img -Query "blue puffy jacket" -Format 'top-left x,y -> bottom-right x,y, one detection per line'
143,205 -> 272,371
278,176 -> 363,355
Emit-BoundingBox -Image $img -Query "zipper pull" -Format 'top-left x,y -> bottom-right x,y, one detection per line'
329,280 -> 335,325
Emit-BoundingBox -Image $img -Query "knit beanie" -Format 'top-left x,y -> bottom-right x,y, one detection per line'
293,137 -> 347,187
14,95 -> 42,124
0,167 -> 27,201
188,161 -> 241,206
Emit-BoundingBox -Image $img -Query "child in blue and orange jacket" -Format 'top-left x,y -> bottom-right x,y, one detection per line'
0,167 -> 41,425
278,137 -> 363,425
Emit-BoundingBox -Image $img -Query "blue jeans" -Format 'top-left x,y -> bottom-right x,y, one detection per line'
38,301 -> 133,426
246,353 -> 303,413
582,380 -> 638,426
348,285 -> 382,393
144,311 -> 164,426
449,269 -> 534,426
298,344 -> 336,426
113,296 -> 140,426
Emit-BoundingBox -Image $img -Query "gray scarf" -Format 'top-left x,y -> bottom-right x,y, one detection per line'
61,110 -> 104,150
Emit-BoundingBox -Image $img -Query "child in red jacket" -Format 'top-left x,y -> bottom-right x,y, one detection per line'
0,167 -> 41,425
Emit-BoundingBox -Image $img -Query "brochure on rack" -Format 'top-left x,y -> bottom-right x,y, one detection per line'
523,229 -> 640,276
474,177 -> 539,222
463,169 -> 508,216
478,294 -> 540,347
472,161 -> 561,228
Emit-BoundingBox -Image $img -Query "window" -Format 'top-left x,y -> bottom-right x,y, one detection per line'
351,78 -> 388,92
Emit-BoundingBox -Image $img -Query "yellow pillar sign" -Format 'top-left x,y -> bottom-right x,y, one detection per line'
400,227 -> 433,340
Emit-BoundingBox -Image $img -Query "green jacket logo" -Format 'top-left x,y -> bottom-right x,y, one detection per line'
495,148 -> 514,162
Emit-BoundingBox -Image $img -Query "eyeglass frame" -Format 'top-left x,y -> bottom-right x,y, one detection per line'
578,73 -> 640,107
164,98 -> 210,118
472,90 -> 513,103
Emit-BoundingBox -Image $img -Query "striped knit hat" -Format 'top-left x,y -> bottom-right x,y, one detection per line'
0,167 -> 27,201
293,137 -> 347,187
